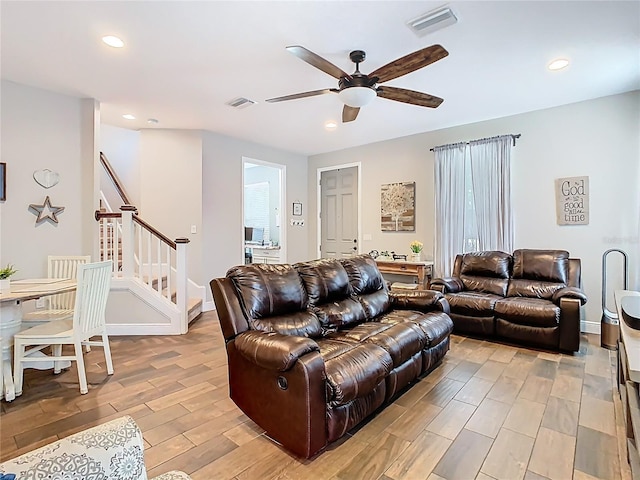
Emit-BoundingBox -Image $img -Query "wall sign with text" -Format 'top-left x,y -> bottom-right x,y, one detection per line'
555,176 -> 589,225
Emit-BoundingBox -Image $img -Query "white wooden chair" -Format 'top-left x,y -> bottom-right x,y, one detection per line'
22,255 -> 91,324
13,261 -> 113,395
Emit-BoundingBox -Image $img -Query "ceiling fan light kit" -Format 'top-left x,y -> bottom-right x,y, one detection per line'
339,87 -> 376,108
266,44 -> 448,123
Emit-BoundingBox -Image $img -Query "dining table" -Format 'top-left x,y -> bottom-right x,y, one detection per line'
0,278 -> 77,401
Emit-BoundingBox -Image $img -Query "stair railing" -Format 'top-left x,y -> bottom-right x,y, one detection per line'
95,205 -> 190,333
100,152 -> 131,206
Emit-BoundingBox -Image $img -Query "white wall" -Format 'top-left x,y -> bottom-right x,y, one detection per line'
101,124 -> 141,208
0,81 -> 97,278
202,131 -> 308,296
138,129 -> 203,284
309,91 -> 640,329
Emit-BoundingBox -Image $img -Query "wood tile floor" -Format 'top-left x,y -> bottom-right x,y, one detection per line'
0,312 -> 631,480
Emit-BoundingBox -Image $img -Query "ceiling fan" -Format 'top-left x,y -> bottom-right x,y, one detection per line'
266,44 -> 448,123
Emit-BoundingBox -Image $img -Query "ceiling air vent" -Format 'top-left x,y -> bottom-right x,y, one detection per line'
407,5 -> 458,37
226,97 -> 257,109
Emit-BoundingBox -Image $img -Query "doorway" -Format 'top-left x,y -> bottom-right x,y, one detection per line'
317,163 -> 361,258
242,158 -> 286,265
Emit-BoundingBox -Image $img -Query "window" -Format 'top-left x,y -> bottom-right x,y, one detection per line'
244,181 -> 270,242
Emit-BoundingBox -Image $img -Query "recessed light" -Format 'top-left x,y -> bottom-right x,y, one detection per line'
122,114 -> 136,120
147,118 -> 159,124
102,35 -> 125,48
548,58 -> 569,71
325,121 -> 337,130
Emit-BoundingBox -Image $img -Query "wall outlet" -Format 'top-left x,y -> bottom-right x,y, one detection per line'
290,219 -> 305,227
35,298 -> 45,309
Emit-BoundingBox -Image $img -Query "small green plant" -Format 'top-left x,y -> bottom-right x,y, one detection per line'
0,264 -> 17,280
410,241 -> 423,253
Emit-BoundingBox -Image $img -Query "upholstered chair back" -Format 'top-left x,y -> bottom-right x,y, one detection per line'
227,263 -> 322,338
507,249 -> 570,299
455,251 -> 512,296
295,258 -> 366,331
341,255 -> 390,320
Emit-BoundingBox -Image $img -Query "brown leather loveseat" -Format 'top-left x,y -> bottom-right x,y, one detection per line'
210,254 -> 453,458
430,249 -> 587,352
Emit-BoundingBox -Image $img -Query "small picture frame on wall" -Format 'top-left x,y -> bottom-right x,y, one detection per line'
292,202 -> 302,216
0,163 -> 6,201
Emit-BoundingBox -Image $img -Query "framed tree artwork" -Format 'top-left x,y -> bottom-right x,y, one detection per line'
381,181 -> 415,231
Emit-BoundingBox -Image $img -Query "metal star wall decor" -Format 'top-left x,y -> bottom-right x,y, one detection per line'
29,196 -> 65,224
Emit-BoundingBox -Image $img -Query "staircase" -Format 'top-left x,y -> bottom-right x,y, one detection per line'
98,153 -> 204,335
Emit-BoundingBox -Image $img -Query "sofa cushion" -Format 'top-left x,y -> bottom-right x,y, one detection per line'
329,321 -> 426,367
377,309 -> 453,347
460,251 -> 512,278
445,291 -> 503,317
312,298 -> 367,330
317,338 -> 392,407
507,279 -> 565,300
458,251 -> 511,296
512,249 -> 569,284
341,255 -> 390,319
250,311 -> 323,337
295,258 -> 367,330
295,258 -> 352,304
227,264 -> 323,337
494,297 -> 560,327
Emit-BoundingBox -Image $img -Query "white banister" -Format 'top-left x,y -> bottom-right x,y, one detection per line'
95,206 -> 195,335
175,238 -> 190,334
120,206 -> 136,278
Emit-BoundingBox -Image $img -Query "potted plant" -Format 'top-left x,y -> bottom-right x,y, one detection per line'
0,264 -> 17,292
409,241 -> 423,262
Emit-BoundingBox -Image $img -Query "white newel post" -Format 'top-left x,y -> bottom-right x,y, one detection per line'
120,205 -> 137,278
175,238 -> 190,334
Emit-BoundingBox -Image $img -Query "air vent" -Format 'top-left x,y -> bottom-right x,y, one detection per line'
407,5 -> 458,37
226,97 -> 257,109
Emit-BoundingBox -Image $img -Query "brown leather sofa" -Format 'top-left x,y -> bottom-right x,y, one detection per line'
430,249 -> 587,352
210,254 -> 453,458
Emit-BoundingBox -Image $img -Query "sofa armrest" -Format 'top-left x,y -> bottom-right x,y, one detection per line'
430,277 -> 464,294
390,290 -> 450,314
234,330 -> 320,372
552,287 -> 587,306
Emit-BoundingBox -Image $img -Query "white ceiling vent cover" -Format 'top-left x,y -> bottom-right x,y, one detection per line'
226,97 -> 257,109
407,6 -> 458,37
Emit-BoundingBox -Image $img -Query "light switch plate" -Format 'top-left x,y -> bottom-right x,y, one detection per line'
191,225 -> 197,234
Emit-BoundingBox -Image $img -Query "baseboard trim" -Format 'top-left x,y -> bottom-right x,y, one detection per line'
582,320 -> 601,335
203,301 -> 216,312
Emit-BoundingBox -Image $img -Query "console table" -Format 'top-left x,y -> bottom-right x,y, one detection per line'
615,290 -> 640,476
375,260 -> 433,290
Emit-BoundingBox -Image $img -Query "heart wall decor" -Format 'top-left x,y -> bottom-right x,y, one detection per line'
33,169 -> 60,189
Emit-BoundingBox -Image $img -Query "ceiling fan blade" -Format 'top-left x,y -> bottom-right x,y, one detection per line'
377,86 -> 444,108
286,45 -> 352,80
342,105 -> 360,123
369,45 -> 449,83
266,88 -> 337,103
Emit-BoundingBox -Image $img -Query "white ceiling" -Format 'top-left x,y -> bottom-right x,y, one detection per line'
2,1 -> 639,156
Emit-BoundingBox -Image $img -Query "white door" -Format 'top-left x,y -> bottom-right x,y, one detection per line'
320,167 -> 358,258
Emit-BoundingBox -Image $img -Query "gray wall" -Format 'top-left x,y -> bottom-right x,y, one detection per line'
309,91 -> 640,330
202,131 -> 308,295
0,81 -> 97,278
138,129 -> 204,285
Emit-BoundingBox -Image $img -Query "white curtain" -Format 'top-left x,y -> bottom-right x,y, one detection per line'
469,136 -> 514,253
434,143 -> 467,277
